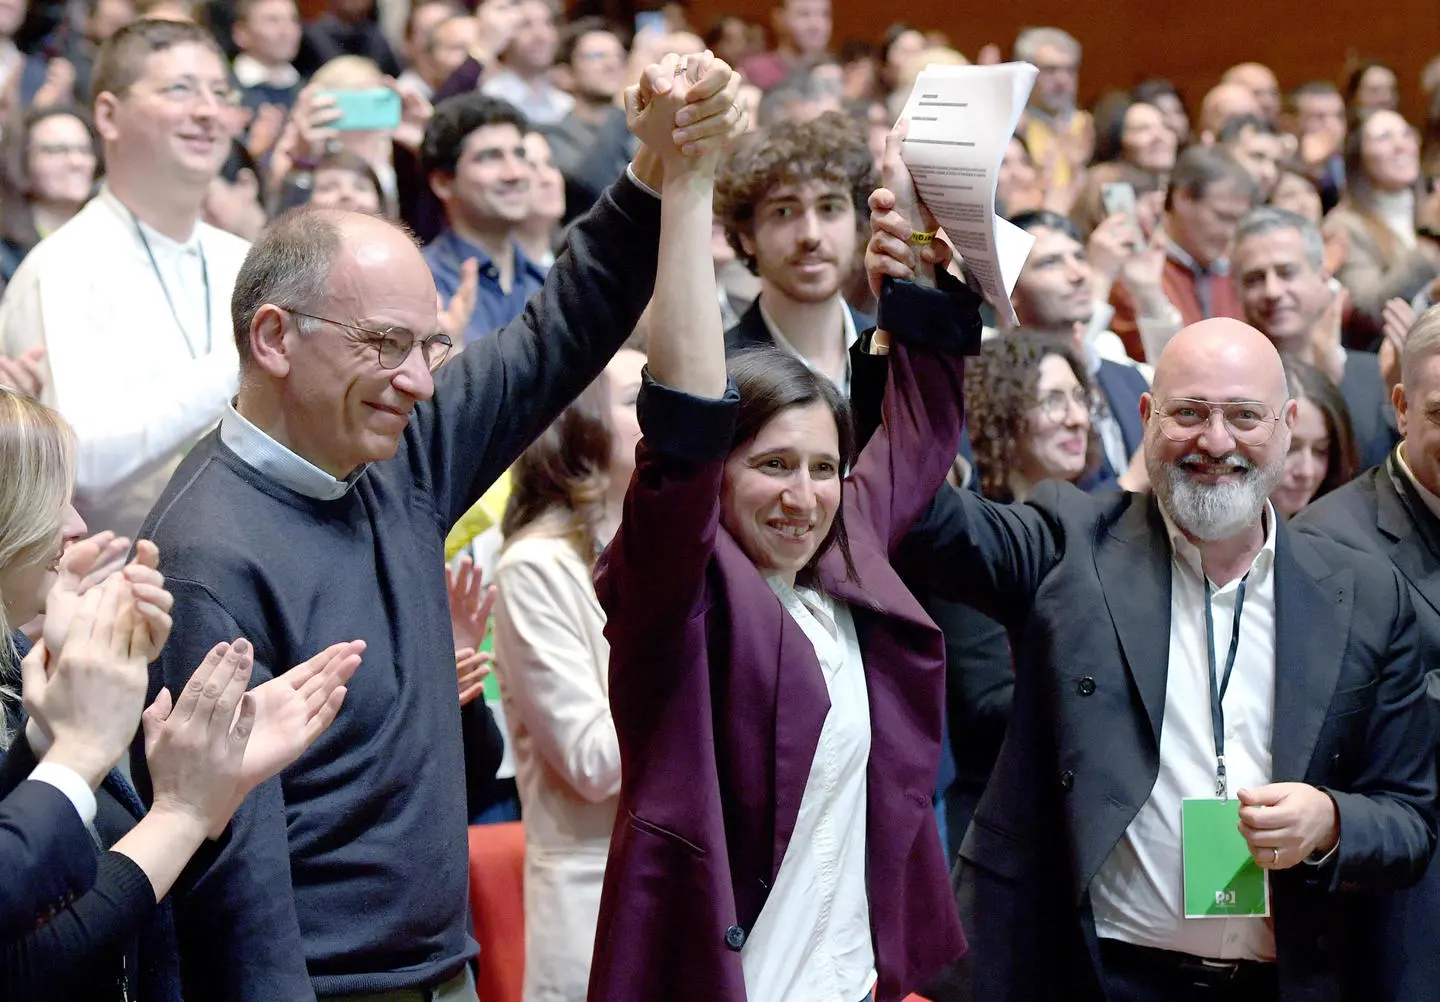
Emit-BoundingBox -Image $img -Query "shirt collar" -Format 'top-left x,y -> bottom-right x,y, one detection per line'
756,295 -> 858,365
1395,442 -> 1440,521
1165,235 -> 1229,278
232,53 -> 300,90
1159,497 -> 1278,586
95,184 -> 204,255
439,228 -> 544,283
220,399 -> 365,501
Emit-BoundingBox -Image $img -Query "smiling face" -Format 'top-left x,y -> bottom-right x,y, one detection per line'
523,130 -> 564,225
1234,225 -> 1330,346
436,122 -> 531,232
0,503 -> 86,628
275,216 -> 442,476
1359,110 -> 1420,191
26,114 -> 97,207
1012,226 -> 1094,330
96,41 -> 233,187
310,165 -> 382,213
1169,178 -> 1253,269
721,401 -> 841,586
1019,353 -> 1090,485
741,177 -> 857,305
603,348 -> 644,486
1269,171 -> 1323,224
1225,125 -> 1284,200
1271,395 -> 1330,518
1121,102 -> 1177,174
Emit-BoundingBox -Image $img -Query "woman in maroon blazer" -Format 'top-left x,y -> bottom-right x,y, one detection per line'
589,76 -> 981,1002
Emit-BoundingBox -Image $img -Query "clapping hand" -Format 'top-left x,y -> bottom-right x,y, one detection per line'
43,536 -> 171,675
456,648 -> 493,707
0,346 -> 47,398
448,556 -> 497,707
243,639 -> 365,790
1380,296 -> 1417,392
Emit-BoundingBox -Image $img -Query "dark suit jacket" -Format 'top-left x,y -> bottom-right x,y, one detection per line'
1294,454 -> 1440,1002
1338,350 -> 1399,472
1079,359 -> 1148,489
593,297 -> 980,1001
898,483 -> 1436,1002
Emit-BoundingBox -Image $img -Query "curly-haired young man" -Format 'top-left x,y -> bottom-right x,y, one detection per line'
715,110 -> 874,394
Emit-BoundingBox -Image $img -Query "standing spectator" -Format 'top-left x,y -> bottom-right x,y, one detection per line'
1014,27 -> 1090,193
421,92 -> 543,343
1269,162 -> 1325,223
1090,93 -> 1178,179
1270,359 -> 1359,518
289,149 -> 385,214
516,129 -> 562,269
1289,81 -> 1347,211
1197,81 -> 1262,144
1347,60 -> 1400,114
737,0 -> 830,91
1133,78 -> 1190,146
0,19 -> 251,538
1221,62 -> 1282,124
716,111 -> 871,394
298,0 -> 401,79
1110,146 -> 1257,360
395,0 -> 465,102
1218,115 -> 1286,201
1234,206 -> 1398,469
490,345 -> 643,1002
0,108 -> 99,284
481,0 -> 572,127
229,0 -> 302,116
127,54 -> 743,1001
542,17 -> 634,223
37,0 -> 138,110
1324,109 -> 1440,347
703,14 -> 754,73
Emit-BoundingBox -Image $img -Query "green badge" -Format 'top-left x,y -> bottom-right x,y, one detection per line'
1181,798 -> 1270,918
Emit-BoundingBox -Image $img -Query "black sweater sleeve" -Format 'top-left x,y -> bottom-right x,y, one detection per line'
0,850 -> 155,1001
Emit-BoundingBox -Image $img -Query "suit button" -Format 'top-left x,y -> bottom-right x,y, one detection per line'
1077,676 -> 1096,696
724,925 -> 746,951
1330,752 -> 1341,767
1060,769 -> 1075,790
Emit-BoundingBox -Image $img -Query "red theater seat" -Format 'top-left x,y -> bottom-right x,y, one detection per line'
467,823 -> 526,1002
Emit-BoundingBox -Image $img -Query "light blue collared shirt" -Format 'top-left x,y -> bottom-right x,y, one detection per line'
219,400 -> 365,501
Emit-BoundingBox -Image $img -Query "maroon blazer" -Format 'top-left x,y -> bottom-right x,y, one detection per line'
590,333 -> 970,1002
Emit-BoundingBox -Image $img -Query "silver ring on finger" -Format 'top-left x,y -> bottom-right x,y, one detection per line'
1270,847 -> 1279,865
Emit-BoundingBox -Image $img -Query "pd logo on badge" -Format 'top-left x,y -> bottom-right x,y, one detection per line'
1182,798 -> 1271,919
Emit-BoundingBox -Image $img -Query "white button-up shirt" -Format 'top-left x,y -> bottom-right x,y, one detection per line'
758,296 -> 858,398
1091,504 -> 1279,961
743,578 -> 876,1002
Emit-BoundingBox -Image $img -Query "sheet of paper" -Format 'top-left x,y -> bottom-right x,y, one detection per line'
897,62 -> 1039,325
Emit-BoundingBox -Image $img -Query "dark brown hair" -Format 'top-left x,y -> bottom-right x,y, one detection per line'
965,332 -> 1100,500
1284,360 -> 1360,505
0,107 -> 98,254
1340,108 -> 1428,269
727,346 -> 858,584
501,376 -> 615,565
714,110 -> 874,274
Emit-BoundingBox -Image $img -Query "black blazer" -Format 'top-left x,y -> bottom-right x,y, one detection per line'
900,483 -> 1437,1002
1080,359 -> 1148,488
1294,455 -> 1440,1002
1338,350 -> 1399,472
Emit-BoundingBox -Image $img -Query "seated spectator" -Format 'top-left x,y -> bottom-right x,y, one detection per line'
755,67 -> 842,126
1133,77 -> 1190,145
0,108 -> 99,284
1068,159 -> 1165,241
966,332 -> 1099,501
715,110 -> 871,393
1289,80 -> 1347,211
0,19 -> 253,538
738,0 -> 831,91
489,344 -> 643,1002
704,14 -> 756,73
1347,60 -> 1399,114
1270,160 -> 1325,222
1013,26 -> 1090,193
1271,359 -> 1360,518
1221,61 -> 1282,124
996,133 -> 1042,217
1234,206 -> 1397,469
836,38 -> 877,101
542,17 -> 634,223
1197,80 -> 1262,143
878,22 -> 925,105
32,0 -> 139,110
1324,109 -> 1440,348
297,0 -> 400,78
1090,92 -> 1178,181
481,0 -> 573,127
516,129 -> 562,270
394,0 -> 466,102
134,0 -> 195,21
1218,114 -> 1285,201
289,149 -> 385,214
421,92 -> 544,343
885,43 -> 967,122
1109,145 -> 1257,360
230,0 -> 302,116
0,386 -> 359,1001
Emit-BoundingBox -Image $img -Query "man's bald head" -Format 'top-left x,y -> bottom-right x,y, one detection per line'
1200,82 -> 1264,138
1151,318 -> 1290,406
1222,62 -> 1281,122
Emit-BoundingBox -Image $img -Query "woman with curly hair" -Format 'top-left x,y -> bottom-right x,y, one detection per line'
965,331 -> 1101,501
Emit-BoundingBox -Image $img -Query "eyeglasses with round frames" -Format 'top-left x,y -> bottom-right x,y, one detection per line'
281,308 -> 454,371
1036,385 -> 1091,423
1154,397 -> 1283,446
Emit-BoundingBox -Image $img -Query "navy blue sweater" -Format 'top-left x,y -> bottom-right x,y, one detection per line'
132,172 -> 662,1000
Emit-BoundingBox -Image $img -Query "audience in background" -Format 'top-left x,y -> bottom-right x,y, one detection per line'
738,0 -> 831,91
230,0 -> 302,116
298,0 -> 400,78
1014,26 -> 1089,191
1346,59 -> 1400,113
1218,114 -> 1285,200
516,128 -> 562,269
394,0 -> 463,102
541,16 -> 633,223
1221,61 -> 1282,123
0,107 -> 99,284
481,0 -> 572,127
1271,359 -> 1359,517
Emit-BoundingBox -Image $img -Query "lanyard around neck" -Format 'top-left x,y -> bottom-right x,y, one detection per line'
1203,572 -> 1250,801
129,209 -> 211,360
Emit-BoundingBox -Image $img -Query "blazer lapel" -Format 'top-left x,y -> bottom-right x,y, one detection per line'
1379,459 -> 1440,622
1271,524 -> 1353,782
1096,361 -> 1145,453
1093,495 -> 1173,746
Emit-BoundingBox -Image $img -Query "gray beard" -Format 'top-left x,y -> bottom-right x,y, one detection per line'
1151,452 -> 1285,541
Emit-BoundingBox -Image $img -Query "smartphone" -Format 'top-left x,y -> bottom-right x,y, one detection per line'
634,10 -> 666,36
1101,181 -> 1138,218
319,88 -> 402,132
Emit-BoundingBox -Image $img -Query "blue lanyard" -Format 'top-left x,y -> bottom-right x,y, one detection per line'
130,210 -> 211,359
1203,572 -> 1250,800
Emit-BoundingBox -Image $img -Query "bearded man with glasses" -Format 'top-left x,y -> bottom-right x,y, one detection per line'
877,160 -> 1433,1002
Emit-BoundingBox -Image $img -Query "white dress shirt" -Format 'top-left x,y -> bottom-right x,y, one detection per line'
758,296 -> 858,398
0,186 -> 250,537
481,70 -> 575,126
1091,504 -> 1279,962
742,578 -> 875,1002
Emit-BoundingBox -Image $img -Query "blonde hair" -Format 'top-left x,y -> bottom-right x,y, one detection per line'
0,390 -> 76,739
309,56 -> 385,91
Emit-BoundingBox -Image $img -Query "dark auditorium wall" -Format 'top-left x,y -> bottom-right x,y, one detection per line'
684,1 -> 1440,123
